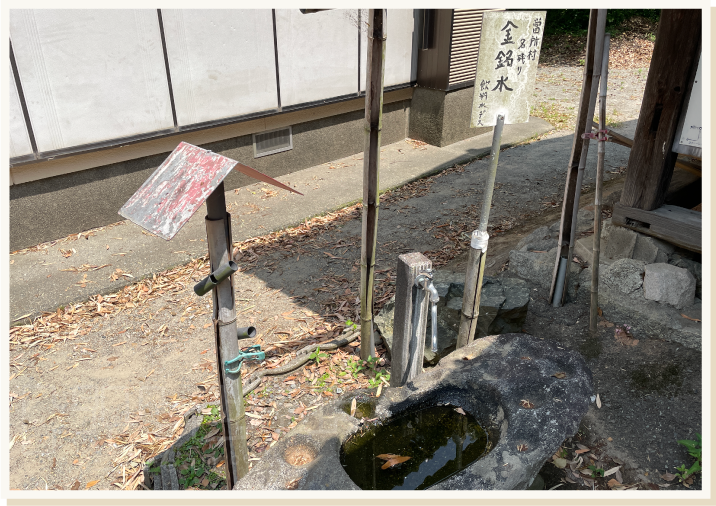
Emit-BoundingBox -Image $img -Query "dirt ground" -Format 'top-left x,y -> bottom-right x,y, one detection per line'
10,23 -> 698,493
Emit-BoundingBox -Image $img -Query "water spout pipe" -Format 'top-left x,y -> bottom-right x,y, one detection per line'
194,260 -> 238,296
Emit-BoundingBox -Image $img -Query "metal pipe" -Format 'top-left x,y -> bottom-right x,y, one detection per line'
553,257 -> 567,308
426,281 -> 440,353
193,260 -> 238,296
237,326 -> 257,340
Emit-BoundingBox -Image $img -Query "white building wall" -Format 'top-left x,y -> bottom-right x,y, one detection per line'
9,64 -> 34,158
9,9 -> 418,162
161,10 -> 279,126
275,9 -> 360,107
10,9 -> 174,152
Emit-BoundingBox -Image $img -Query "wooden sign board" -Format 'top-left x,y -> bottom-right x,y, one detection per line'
471,11 -> 546,127
673,54 -> 702,158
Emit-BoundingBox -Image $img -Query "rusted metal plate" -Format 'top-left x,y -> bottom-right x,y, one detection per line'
119,142 -> 302,240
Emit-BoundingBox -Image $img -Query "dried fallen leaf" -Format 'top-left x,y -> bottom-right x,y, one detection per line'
615,326 -> 638,346
381,456 -> 411,469
376,384 -> 382,398
681,314 -> 701,322
552,372 -> 567,379
661,472 -> 676,482
85,480 -> 100,489
376,454 -> 401,461
604,466 -> 620,477
607,478 -> 622,489
454,407 -> 466,415
350,398 -> 357,417
552,457 -> 567,469
519,399 -> 535,409
70,481 -> 81,490
516,444 -> 528,452
575,448 -> 590,455
596,394 -> 602,408
286,477 -> 301,489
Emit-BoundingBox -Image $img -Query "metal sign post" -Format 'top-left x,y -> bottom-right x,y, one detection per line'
458,11 -> 545,349
119,142 -> 301,488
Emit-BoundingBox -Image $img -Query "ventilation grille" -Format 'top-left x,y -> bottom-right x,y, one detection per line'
253,126 -> 293,158
448,9 -> 493,87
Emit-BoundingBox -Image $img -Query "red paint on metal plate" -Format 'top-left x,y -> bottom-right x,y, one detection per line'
120,142 -> 302,240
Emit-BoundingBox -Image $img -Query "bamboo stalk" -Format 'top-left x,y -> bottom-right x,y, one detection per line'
552,9 -> 607,307
205,183 -> 248,487
360,9 -> 387,360
456,115 -> 504,349
590,33 -> 611,332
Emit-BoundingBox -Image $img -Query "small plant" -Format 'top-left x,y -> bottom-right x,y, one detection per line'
309,346 -> 329,365
345,319 -> 359,331
675,434 -> 702,483
557,447 -> 568,459
578,58 -> 586,66
588,464 -> 605,478
347,357 -> 366,378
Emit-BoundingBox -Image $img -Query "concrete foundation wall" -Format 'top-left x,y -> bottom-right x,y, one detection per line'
409,86 -> 490,147
10,100 -> 410,251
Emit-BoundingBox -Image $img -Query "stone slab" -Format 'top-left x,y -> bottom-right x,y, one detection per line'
600,219 -> 638,263
235,333 -> 593,491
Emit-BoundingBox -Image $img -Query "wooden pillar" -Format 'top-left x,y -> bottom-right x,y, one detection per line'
619,10 -> 701,211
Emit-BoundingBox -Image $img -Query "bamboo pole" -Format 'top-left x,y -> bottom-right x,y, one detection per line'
456,115 -> 505,349
552,9 -> 607,307
360,9 -> 387,360
590,33 -> 611,332
205,182 -> 249,487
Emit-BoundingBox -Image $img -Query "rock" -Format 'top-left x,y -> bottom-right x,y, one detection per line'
161,464 -> 179,490
515,226 -> 553,251
378,276 -> 530,366
475,283 -> 506,339
235,334 -> 593,491
490,278 -> 530,334
643,263 -> 696,309
574,236 -> 595,265
153,473 -> 162,490
600,219 -> 638,262
671,258 -> 702,299
509,247 -> 581,296
632,235 -> 674,263
521,238 -> 558,253
548,209 -> 593,237
601,258 -> 647,295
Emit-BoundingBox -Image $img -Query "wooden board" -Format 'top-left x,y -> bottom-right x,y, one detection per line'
612,202 -> 701,253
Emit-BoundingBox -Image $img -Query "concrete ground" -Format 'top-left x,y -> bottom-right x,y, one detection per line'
10,117 -> 551,323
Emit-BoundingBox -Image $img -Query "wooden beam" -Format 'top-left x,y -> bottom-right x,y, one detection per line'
612,202 -> 701,253
620,9 -> 701,211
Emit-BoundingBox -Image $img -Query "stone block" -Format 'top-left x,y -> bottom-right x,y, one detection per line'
633,235 -> 675,263
600,219 -> 638,263
489,278 -> 530,334
161,464 -> 179,490
475,283 -> 506,339
672,258 -> 702,299
601,258 -> 647,295
574,236 -> 594,265
643,263 -> 696,309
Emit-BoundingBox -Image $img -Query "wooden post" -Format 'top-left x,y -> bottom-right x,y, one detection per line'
205,182 -> 249,488
549,9 -> 606,306
590,34 -> 611,333
619,10 -> 701,212
360,9 -> 387,360
390,252 -> 431,387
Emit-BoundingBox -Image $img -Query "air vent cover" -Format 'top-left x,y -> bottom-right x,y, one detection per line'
253,126 -> 293,158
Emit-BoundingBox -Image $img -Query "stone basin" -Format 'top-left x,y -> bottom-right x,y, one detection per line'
234,333 -> 593,490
